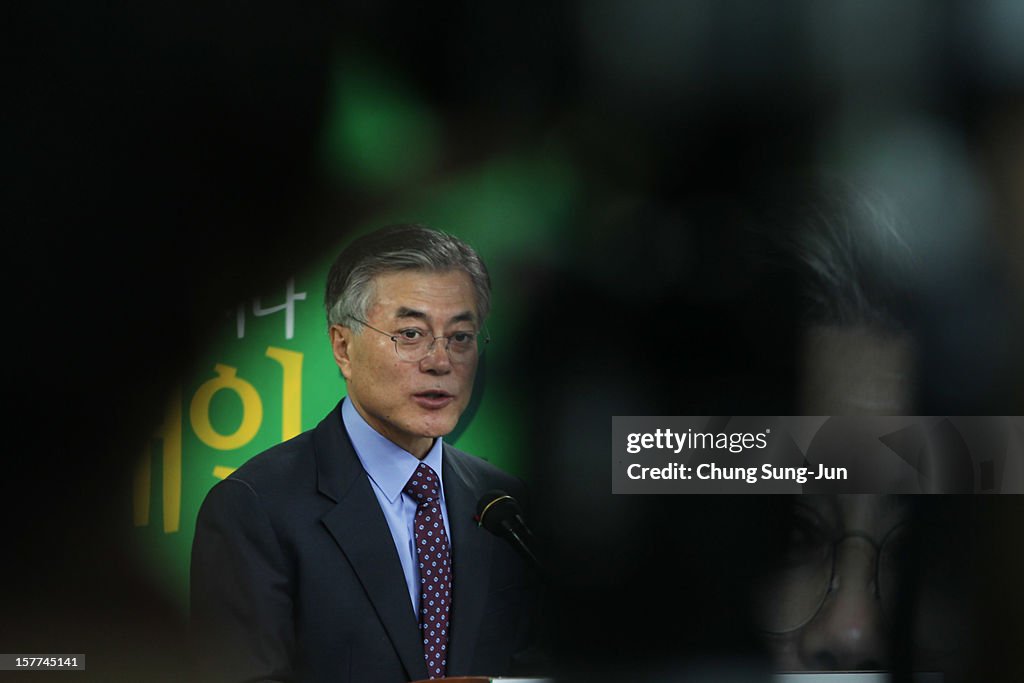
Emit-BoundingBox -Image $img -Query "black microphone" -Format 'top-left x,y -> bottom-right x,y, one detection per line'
474,490 -> 543,571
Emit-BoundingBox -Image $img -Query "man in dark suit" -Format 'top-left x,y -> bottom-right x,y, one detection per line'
190,225 -> 536,682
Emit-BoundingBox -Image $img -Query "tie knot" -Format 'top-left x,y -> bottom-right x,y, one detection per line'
404,462 -> 441,503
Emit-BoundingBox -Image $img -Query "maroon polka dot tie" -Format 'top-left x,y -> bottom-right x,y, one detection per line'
404,463 -> 451,679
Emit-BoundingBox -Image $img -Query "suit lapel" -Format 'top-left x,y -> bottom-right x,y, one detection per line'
313,404 -> 428,683
443,447 -> 494,675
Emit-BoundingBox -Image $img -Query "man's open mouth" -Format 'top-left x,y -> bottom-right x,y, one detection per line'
412,390 -> 455,408
415,391 -> 453,399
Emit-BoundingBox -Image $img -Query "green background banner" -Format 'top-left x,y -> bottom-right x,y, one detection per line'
129,55 -> 581,609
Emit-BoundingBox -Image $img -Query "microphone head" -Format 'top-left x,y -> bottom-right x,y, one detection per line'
475,489 -> 523,535
475,489 -> 544,572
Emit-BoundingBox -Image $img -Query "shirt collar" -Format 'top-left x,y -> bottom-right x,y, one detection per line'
341,397 -> 445,504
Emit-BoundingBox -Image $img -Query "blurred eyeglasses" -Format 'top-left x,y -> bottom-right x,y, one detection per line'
349,317 -> 489,364
753,516 -> 919,634
753,503 -> 973,665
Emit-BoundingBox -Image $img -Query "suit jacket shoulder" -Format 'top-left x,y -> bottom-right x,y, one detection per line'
190,402 -> 537,683
443,443 -> 529,505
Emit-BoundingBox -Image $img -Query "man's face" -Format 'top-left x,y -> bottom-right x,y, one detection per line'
330,269 -> 480,458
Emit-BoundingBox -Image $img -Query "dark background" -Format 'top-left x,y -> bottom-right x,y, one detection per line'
7,1 -> 1024,680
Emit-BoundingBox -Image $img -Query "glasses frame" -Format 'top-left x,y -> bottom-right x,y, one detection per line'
347,317 -> 489,364
759,521 -> 911,635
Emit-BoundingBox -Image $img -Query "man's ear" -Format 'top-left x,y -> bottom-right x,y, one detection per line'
329,324 -> 354,380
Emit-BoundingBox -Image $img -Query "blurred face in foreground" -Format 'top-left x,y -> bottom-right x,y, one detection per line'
800,326 -> 915,415
330,270 -> 481,458
755,495 -> 974,679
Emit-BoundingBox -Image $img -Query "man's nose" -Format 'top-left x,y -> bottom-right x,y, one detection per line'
798,538 -> 889,671
419,338 -> 453,372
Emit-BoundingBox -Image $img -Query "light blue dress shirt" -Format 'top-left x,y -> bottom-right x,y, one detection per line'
341,398 -> 452,617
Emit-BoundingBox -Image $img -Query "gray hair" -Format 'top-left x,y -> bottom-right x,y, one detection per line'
324,224 -> 491,330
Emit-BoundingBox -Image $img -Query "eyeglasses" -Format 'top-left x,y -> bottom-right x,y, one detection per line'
348,317 -> 489,364
752,520 -> 917,634
754,507 -> 971,656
